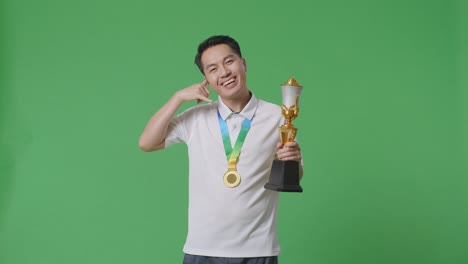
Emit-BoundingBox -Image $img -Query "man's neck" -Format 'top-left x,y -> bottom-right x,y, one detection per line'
222,91 -> 252,113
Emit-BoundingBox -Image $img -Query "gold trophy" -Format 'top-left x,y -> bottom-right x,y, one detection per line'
264,77 -> 303,192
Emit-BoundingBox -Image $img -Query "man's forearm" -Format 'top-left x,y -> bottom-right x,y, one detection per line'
138,94 -> 183,152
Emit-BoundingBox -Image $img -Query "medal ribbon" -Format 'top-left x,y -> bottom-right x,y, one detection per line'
217,111 -> 252,170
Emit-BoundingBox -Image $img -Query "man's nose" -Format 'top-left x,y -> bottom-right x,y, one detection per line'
219,65 -> 231,77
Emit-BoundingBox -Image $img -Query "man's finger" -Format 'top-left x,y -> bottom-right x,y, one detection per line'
201,79 -> 210,94
197,95 -> 212,103
284,141 -> 298,148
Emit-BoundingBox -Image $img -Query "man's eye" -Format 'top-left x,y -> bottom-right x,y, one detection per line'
226,60 -> 233,64
210,68 -> 217,73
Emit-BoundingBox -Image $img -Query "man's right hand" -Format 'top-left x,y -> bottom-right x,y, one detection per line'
139,79 -> 213,152
175,79 -> 212,104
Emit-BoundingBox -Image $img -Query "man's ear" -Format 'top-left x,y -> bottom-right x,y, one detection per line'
242,58 -> 247,72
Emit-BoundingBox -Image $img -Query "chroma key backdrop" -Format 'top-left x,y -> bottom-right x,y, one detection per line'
1,0 -> 467,263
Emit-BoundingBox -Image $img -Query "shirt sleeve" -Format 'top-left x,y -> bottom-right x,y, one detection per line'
164,113 -> 189,148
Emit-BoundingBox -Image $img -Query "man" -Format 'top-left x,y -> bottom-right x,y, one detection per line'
139,35 -> 303,264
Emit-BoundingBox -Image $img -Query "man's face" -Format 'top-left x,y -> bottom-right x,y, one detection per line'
200,44 -> 248,101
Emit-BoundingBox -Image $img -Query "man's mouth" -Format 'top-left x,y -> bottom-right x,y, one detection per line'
221,77 -> 236,87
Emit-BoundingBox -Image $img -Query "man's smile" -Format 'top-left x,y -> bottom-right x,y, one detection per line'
221,77 -> 236,88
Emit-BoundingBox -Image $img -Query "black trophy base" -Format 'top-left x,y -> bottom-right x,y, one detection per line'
264,159 -> 303,192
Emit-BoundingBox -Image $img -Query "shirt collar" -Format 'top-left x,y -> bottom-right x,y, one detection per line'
217,92 -> 258,121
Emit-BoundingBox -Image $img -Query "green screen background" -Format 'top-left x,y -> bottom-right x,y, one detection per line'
1,0 -> 466,263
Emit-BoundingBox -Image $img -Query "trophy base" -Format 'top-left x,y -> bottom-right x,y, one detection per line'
264,159 -> 303,193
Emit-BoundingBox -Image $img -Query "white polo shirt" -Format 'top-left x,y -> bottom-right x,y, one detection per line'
165,93 -> 283,258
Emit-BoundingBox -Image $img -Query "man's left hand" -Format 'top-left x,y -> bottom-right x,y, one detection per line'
276,141 -> 302,162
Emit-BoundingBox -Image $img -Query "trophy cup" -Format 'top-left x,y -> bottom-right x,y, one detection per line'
264,77 -> 303,192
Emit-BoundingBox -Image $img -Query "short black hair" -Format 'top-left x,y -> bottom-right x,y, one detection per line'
194,35 -> 242,75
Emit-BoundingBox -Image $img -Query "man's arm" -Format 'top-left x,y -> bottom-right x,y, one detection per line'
138,79 -> 211,152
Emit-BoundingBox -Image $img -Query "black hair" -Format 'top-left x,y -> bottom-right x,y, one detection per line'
194,35 -> 242,75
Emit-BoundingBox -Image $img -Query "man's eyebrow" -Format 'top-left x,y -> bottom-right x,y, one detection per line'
204,55 -> 236,70
224,55 -> 235,60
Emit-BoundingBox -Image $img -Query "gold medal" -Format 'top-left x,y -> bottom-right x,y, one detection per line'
223,170 -> 241,188
217,110 -> 252,189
